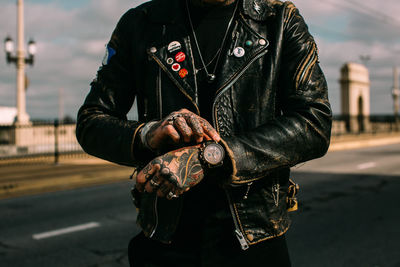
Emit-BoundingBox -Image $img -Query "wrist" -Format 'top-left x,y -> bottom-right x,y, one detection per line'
140,121 -> 159,153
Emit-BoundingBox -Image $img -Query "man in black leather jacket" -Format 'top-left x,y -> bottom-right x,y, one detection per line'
76,0 -> 332,265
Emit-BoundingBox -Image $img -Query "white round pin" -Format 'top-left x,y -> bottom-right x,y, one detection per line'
168,41 -> 181,53
166,58 -> 174,65
233,47 -> 245,58
149,47 -> 157,54
259,39 -> 267,46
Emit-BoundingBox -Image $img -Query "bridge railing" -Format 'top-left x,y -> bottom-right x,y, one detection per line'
0,120 -> 85,164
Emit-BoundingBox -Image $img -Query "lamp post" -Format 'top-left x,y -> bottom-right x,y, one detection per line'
4,0 -> 36,125
393,67 -> 400,129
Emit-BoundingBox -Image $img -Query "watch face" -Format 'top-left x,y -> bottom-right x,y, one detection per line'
204,143 -> 225,165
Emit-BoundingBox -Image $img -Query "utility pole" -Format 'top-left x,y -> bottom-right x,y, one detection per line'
392,67 -> 400,128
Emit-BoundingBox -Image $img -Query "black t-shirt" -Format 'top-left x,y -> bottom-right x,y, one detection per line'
173,1 -> 237,243
187,0 -> 237,123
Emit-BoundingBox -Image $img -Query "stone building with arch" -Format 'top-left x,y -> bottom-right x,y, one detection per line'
339,62 -> 371,133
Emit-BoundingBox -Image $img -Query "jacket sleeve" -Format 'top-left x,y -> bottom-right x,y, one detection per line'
76,9 -> 152,167
221,2 -> 332,184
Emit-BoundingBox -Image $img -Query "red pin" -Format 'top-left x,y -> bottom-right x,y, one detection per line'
179,68 -> 188,78
172,63 -> 181,72
175,52 -> 186,63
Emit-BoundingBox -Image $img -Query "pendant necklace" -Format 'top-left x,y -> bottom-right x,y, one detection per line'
185,0 -> 239,83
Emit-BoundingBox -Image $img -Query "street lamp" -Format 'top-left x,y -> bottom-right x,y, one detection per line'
393,67 -> 400,128
4,0 -> 36,125
4,36 -> 36,65
4,36 -> 14,62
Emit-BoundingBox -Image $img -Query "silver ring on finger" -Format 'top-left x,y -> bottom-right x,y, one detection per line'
167,114 -> 183,124
167,191 -> 178,200
149,179 -> 160,188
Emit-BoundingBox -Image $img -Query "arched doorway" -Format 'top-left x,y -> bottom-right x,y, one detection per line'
358,95 -> 364,132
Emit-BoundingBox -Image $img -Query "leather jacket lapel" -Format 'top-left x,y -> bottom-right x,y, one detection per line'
214,16 -> 269,96
147,35 -> 200,115
146,0 -> 273,114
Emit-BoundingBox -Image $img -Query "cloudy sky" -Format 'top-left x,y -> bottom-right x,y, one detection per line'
0,0 -> 399,120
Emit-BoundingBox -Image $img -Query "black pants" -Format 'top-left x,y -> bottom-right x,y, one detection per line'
128,231 -> 291,267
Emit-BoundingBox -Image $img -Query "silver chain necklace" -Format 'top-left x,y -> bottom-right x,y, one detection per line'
185,0 -> 239,83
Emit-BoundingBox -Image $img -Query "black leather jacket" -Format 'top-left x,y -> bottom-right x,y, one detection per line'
76,0 -> 332,250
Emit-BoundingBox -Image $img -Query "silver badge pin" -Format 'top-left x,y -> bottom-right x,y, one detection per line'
259,39 -> 267,46
233,47 -> 245,58
253,1 -> 262,14
166,58 -> 174,65
149,47 -> 157,54
168,41 -> 181,53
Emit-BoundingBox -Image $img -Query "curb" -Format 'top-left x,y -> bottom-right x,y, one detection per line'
329,136 -> 400,151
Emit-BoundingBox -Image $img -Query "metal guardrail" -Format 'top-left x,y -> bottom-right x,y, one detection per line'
332,115 -> 400,136
0,120 -> 84,164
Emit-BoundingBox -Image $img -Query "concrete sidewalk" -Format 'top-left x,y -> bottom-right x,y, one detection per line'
0,156 -> 133,200
329,132 -> 400,151
0,132 -> 399,200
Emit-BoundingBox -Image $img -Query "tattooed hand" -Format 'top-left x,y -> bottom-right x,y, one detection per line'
144,109 -> 220,153
136,145 -> 204,198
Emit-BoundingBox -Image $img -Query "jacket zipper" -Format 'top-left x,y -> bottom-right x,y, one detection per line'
243,182 -> 253,200
157,67 -> 163,119
212,48 -> 268,130
211,38 -> 268,250
225,188 -> 249,250
157,25 -> 166,119
188,36 -> 199,105
149,195 -> 159,238
272,178 -> 280,207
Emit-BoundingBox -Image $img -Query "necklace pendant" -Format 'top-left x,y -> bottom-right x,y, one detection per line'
207,74 -> 216,83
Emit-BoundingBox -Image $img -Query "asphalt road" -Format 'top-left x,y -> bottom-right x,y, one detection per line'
1,143 -> 399,267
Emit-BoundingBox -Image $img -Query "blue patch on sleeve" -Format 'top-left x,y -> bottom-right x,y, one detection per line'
102,45 -> 116,65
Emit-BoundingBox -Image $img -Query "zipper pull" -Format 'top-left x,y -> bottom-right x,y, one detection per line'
273,183 -> 280,207
229,21 -> 240,56
229,31 -> 240,56
243,182 -> 253,200
235,229 -> 249,250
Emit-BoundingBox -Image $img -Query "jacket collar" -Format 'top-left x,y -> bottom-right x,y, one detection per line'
145,0 -> 271,114
146,0 -> 277,24
242,0 -> 277,21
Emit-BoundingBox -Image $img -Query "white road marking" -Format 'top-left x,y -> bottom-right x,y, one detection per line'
32,222 -> 100,240
357,162 -> 377,170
